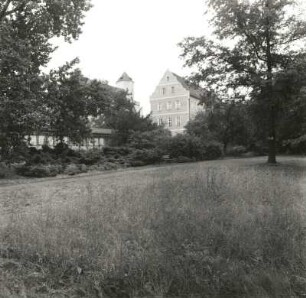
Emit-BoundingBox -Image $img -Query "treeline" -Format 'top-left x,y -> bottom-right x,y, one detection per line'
0,0 -> 158,165
179,0 -> 306,163
185,94 -> 306,157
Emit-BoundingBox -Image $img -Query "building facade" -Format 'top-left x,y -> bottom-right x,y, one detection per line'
27,128 -> 113,150
150,70 -> 204,134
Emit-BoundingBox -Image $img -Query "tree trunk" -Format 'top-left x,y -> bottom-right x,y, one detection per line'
265,0 -> 277,164
268,135 -> 276,164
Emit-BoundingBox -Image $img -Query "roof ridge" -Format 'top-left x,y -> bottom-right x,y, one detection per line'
170,71 -> 204,100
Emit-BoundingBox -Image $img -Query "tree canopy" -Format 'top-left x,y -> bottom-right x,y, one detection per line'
179,0 -> 306,163
0,0 -> 91,158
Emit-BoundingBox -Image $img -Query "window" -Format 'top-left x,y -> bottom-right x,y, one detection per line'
167,76 -> 170,82
157,103 -> 162,111
175,100 -> 181,110
176,116 -> 181,127
162,87 -> 166,95
167,101 -> 172,110
158,118 -> 163,125
171,86 -> 175,93
168,117 -> 172,127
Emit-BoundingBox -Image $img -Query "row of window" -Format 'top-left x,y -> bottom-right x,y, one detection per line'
27,135 -> 105,148
161,86 -> 175,95
158,116 -> 181,127
157,100 -> 181,111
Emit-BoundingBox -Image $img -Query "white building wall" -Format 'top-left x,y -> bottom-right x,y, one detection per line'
150,70 -> 204,135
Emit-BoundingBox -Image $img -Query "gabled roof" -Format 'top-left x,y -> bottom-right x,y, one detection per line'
171,72 -> 204,100
116,72 -> 133,83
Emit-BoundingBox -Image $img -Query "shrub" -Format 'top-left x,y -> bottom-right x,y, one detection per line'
130,160 -> 146,167
167,134 -> 206,160
283,135 -> 306,154
226,145 -> 247,157
130,148 -> 163,165
28,152 -> 55,165
103,146 -> 132,156
128,128 -> 171,150
16,164 -> 61,178
64,164 -> 88,176
79,149 -> 102,165
0,162 -> 10,179
54,142 -> 69,155
175,156 -> 194,163
204,141 -> 223,160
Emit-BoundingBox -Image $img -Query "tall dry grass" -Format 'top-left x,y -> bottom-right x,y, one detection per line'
0,163 -> 305,297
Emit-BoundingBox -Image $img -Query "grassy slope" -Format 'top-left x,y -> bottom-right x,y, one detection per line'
0,157 -> 306,297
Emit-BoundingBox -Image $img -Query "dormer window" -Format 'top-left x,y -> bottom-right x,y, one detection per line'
167,76 -> 170,82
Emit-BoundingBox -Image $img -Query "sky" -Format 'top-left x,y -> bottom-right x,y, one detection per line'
47,0 -> 210,115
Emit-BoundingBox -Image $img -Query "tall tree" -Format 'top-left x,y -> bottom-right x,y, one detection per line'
0,0 -> 91,158
179,0 -> 306,163
45,60 -> 113,144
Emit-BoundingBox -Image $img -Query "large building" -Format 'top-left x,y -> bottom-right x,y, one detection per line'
150,70 -> 204,134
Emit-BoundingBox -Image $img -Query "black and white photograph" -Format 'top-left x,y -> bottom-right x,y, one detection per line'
0,0 -> 306,297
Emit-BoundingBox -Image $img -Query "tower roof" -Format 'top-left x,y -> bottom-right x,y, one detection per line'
117,72 -> 133,83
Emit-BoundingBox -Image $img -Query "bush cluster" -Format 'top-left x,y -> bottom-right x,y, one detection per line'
166,134 -> 223,161
282,135 -> 306,154
15,164 -> 62,178
12,132 -> 224,178
226,145 -> 247,157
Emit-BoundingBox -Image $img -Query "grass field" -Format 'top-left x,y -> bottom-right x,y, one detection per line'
0,157 -> 306,297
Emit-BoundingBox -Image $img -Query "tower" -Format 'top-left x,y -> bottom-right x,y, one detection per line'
116,72 -> 134,100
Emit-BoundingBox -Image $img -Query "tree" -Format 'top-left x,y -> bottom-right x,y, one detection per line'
94,93 -> 159,146
45,60 -> 114,144
0,0 -> 91,158
179,0 -> 306,163
186,99 -> 252,152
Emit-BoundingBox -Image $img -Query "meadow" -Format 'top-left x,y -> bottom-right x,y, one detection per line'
0,157 -> 305,297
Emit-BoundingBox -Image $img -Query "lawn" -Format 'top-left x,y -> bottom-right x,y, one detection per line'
0,157 -> 305,297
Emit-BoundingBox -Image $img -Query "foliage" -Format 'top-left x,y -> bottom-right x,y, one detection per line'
0,0 -> 91,160
179,0 -> 306,163
226,145 -> 248,157
45,60 -> 112,144
64,163 -> 88,176
94,91 -> 159,146
205,141 -> 224,160
129,148 -> 164,165
166,134 -> 223,161
186,99 -> 252,151
15,164 -> 61,178
282,134 -> 306,154
127,127 -> 171,150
